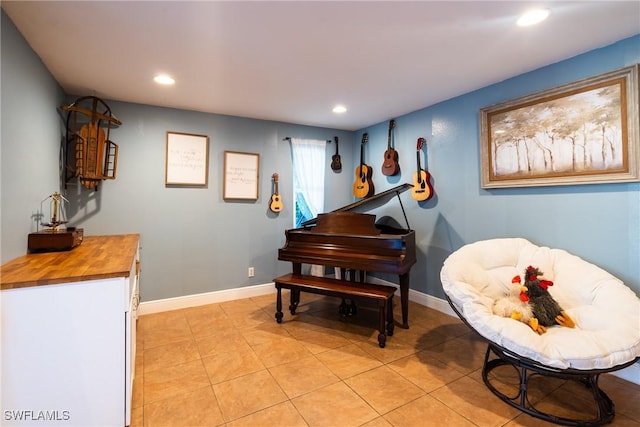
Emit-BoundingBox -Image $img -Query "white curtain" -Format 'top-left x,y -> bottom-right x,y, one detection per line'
291,138 -> 326,276
291,138 -> 326,217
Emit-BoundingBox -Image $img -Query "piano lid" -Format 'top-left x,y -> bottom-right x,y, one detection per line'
301,183 -> 413,229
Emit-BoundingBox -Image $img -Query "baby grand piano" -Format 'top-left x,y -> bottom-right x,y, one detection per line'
277,183 -> 416,329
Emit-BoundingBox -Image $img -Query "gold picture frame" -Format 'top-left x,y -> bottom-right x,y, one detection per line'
165,131 -> 209,186
480,64 -> 639,188
223,151 -> 260,200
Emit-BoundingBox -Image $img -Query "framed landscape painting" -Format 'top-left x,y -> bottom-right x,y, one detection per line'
480,64 -> 639,188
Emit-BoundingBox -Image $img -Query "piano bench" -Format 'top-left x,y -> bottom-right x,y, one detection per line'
273,273 -> 396,348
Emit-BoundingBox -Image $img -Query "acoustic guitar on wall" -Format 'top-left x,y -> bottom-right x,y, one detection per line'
411,137 -> 434,201
382,119 -> 399,176
352,133 -> 374,198
331,136 -> 342,171
269,173 -> 283,213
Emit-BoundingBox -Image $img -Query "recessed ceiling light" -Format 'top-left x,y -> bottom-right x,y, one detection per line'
153,74 -> 175,85
332,105 -> 347,114
517,8 -> 550,26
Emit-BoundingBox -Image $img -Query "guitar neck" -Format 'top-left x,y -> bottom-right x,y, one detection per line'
358,133 -> 369,171
387,119 -> 395,149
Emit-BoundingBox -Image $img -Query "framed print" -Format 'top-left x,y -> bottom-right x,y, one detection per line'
223,151 -> 260,200
165,131 -> 209,186
480,64 -> 639,188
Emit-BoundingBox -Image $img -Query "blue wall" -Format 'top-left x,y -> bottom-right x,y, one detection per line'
0,10 -> 355,302
1,11 -> 65,263
60,101 -> 356,301
2,9 -> 638,302
358,35 -> 640,299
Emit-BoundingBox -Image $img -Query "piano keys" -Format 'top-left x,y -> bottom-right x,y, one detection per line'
277,183 -> 416,328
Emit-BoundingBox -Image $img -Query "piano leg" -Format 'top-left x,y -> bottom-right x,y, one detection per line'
387,295 -> 395,336
290,263 -> 302,314
275,286 -> 284,323
339,300 -> 348,315
352,270 -> 365,314
399,273 -> 410,329
289,289 -> 300,315
349,301 -> 357,315
338,299 -> 357,316
378,299 -> 387,348
339,268 -> 358,316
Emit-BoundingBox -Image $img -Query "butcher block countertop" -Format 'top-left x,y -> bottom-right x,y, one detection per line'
1,234 -> 139,290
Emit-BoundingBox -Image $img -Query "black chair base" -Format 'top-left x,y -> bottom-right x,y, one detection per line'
482,342 -> 639,426
444,294 -> 638,426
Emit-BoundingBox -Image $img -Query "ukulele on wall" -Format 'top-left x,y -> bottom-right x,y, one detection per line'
269,173 -> 283,213
352,133 -> 374,198
411,137 -> 434,201
331,136 -> 342,171
382,119 -> 399,176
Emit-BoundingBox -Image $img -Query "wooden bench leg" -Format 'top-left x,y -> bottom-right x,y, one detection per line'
274,275 -> 396,349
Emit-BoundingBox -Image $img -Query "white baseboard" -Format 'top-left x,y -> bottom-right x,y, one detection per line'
137,279 -> 443,315
409,288 -> 456,317
613,361 -> 640,384
365,275 -> 456,317
137,278 -> 453,316
138,283 -> 276,315
137,280 -> 639,385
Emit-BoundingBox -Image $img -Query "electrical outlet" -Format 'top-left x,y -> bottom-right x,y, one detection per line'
248,267 -> 255,277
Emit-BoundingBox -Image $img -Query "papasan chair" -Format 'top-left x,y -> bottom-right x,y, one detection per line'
440,238 -> 640,426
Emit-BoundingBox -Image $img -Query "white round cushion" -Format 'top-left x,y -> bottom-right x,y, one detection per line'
440,238 -> 640,370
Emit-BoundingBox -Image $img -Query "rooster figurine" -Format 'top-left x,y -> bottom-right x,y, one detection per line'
494,275 -> 547,334
522,266 -> 575,334
493,275 -> 534,324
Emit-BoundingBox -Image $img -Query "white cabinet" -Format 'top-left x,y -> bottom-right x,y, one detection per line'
125,248 -> 140,426
1,235 -> 140,427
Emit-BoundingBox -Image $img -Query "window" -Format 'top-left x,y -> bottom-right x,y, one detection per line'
294,191 -> 314,228
290,139 -> 326,228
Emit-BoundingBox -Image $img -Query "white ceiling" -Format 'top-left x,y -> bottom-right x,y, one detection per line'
3,1 -> 639,131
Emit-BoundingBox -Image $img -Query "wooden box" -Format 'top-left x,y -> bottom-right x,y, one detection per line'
28,228 -> 83,253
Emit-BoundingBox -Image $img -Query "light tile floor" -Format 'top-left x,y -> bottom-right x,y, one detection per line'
131,292 -> 640,426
